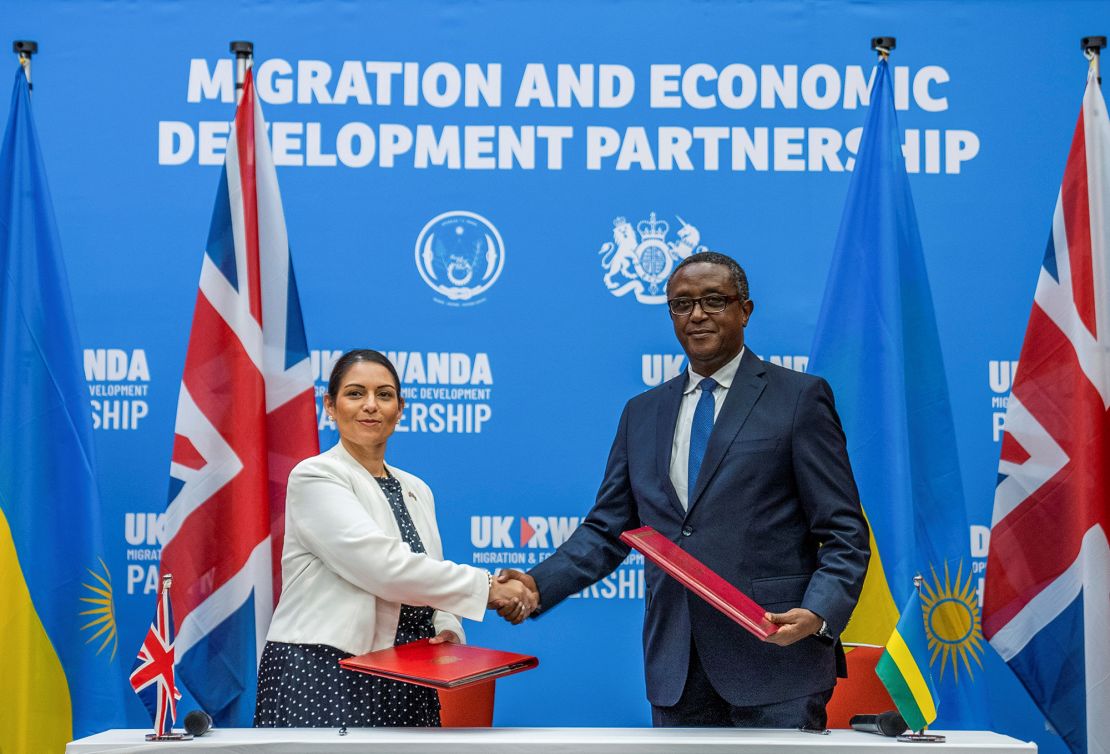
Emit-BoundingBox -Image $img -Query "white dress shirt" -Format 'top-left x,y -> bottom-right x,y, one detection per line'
265,441 -> 489,656
669,348 -> 745,509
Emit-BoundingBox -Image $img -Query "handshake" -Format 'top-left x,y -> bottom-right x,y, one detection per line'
485,569 -> 539,624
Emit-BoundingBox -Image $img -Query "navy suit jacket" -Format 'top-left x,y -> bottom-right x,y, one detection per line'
529,348 -> 869,707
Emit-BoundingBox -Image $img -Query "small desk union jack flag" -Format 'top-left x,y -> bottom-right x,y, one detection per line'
129,575 -> 181,736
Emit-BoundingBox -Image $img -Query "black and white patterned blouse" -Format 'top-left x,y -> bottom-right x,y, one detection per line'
254,471 -> 441,728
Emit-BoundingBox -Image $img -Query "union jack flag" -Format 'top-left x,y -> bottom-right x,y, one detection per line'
158,67 -> 319,724
983,63 -> 1110,754
130,578 -> 181,736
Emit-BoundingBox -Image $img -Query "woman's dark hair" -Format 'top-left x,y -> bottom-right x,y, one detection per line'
326,349 -> 401,401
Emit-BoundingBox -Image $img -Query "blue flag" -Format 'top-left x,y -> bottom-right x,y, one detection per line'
0,66 -> 126,750
807,59 -> 987,727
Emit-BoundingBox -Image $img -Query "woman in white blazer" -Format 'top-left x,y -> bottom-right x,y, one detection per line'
254,349 -> 534,728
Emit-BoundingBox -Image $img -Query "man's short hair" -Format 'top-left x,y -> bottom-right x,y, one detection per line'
669,251 -> 749,301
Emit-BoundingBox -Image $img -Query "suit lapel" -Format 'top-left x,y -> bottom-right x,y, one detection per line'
656,371 -> 687,517
687,348 -> 767,514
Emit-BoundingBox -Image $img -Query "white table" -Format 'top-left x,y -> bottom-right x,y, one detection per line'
67,728 -> 1036,753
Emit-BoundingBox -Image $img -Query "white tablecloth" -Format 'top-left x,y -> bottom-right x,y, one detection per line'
66,728 -> 1036,754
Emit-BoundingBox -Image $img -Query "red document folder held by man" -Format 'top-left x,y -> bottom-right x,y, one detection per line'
339,638 -> 538,689
620,525 -> 779,639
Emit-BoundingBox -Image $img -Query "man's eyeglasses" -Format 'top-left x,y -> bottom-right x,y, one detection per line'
667,294 -> 744,316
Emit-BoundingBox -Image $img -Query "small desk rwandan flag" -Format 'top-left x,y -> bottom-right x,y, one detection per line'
877,587 -> 940,732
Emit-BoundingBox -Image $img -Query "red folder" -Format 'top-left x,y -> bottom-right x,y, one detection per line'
339,638 -> 538,689
620,525 -> 779,639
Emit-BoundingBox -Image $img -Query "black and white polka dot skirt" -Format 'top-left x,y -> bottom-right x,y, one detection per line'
253,641 -> 441,727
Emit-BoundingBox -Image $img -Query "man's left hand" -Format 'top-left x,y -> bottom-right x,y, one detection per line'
762,608 -> 824,646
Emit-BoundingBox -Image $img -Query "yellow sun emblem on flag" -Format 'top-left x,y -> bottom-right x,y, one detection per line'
920,560 -> 983,682
80,557 -> 118,661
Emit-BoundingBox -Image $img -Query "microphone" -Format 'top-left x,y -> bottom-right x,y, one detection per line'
850,710 -> 907,737
183,709 -> 213,736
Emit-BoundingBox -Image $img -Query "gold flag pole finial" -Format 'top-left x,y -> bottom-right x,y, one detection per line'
871,36 -> 896,62
12,41 -> 37,90
1083,36 -> 1106,84
230,41 -> 254,105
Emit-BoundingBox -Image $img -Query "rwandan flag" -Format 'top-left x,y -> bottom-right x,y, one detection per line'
0,65 -> 126,751
877,588 -> 939,731
807,57 -> 986,728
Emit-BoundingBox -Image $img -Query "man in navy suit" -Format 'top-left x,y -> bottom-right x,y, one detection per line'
499,251 -> 869,728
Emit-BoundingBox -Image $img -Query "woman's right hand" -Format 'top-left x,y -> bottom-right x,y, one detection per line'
487,572 -> 538,623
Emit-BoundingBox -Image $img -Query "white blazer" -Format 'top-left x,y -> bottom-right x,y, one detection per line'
265,442 -> 489,656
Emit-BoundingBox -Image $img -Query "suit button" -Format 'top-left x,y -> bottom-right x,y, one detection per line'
681,526 -> 693,537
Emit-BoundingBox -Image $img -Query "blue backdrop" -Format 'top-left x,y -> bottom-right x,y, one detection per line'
6,2 -> 1109,751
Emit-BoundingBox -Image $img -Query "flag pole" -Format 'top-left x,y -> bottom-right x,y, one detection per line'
1082,36 -> 1105,85
12,40 -> 37,91
230,40 -> 253,104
